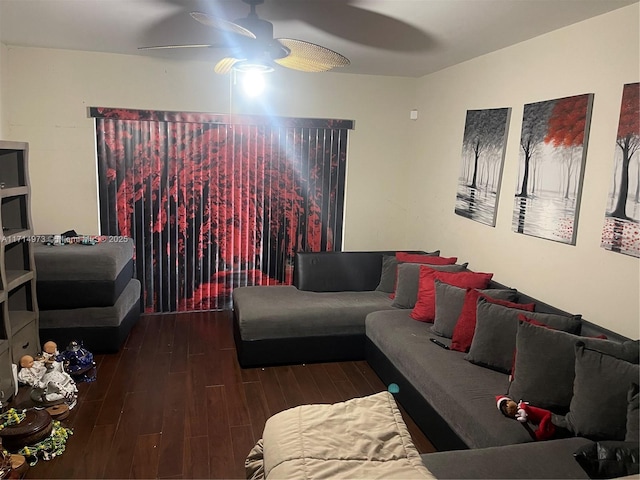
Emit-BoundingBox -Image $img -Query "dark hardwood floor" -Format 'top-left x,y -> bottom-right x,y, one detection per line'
21,311 -> 435,479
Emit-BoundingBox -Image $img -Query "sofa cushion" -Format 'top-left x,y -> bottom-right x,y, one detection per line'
627,384 -> 640,443
422,437 -> 593,479
34,239 -> 135,309
431,283 -> 518,339
508,321 -> 640,412
451,292 -> 534,353
410,269 -> 493,322
294,251 -> 401,292
391,263 -> 468,309
376,255 -> 400,293
38,278 -> 141,328
365,310 -> 533,448
464,300 -> 582,374
234,286 -> 396,340
563,344 -> 640,440
376,251 -> 441,293
396,252 -> 457,265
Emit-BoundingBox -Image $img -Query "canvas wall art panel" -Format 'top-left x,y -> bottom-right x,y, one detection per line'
512,93 -> 594,245
455,107 -> 511,226
600,82 -> 640,258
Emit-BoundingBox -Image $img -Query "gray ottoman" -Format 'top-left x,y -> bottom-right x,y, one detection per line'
39,278 -> 141,353
33,239 -> 135,309
33,238 -> 140,353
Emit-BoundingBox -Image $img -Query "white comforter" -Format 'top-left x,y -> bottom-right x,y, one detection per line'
246,391 -> 435,479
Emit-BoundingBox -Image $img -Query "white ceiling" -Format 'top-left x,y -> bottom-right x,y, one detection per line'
0,0 -> 636,78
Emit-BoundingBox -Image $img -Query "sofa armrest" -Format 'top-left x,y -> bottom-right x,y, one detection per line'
294,251 -> 431,292
293,251 -> 388,292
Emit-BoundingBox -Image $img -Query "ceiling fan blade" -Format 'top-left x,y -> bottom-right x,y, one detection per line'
275,39 -> 350,70
190,12 -> 256,39
214,57 -> 245,74
274,56 -> 334,73
138,44 -> 226,51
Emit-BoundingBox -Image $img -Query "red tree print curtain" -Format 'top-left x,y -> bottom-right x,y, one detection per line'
91,108 -> 352,313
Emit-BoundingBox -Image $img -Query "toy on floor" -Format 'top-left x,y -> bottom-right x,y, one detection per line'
17,350 -> 77,408
41,341 -> 61,365
496,395 -> 556,441
44,231 -> 98,246
16,356 -> 46,387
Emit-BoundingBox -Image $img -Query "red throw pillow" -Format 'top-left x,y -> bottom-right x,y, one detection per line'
517,313 -> 549,329
450,293 -> 535,352
396,252 -> 457,265
389,253 -> 458,299
410,267 -> 493,322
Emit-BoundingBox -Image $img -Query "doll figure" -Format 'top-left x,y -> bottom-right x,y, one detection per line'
17,355 -> 47,385
17,354 -> 77,407
41,341 -> 60,364
496,395 -> 556,441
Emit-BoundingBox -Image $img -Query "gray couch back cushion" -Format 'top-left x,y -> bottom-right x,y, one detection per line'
508,321 -> 639,411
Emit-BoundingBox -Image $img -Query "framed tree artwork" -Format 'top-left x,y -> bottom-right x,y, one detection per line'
455,107 -> 511,226
601,82 -> 640,258
512,93 -> 594,244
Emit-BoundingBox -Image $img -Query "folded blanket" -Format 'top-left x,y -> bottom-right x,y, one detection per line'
246,391 -> 435,479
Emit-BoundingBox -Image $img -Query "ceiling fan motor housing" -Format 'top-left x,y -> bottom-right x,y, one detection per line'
236,15 -> 272,41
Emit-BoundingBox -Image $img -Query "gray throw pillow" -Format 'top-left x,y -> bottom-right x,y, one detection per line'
375,255 -> 399,293
627,383 -> 639,443
376,251 -> 440,293
508,321 -> 640,412
464,299 -> 582,374
391,262 -> 468,309
431,282 -> 518,338
564,344 -> 640,440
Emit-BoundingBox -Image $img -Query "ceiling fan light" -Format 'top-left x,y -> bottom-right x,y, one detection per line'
241,70 -> 267,97
234,62 -> 274,73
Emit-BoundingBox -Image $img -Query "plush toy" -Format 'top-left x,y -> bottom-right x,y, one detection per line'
496,395 -> 556,441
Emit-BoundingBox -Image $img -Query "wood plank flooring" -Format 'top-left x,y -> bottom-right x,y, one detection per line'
21,311 -> 435,479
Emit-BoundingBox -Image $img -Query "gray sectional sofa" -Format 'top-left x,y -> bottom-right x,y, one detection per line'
233,251 -> 426,367
232,250 -> 639,479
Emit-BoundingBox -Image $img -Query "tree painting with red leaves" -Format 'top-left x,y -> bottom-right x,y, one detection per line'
93,108 -> 351,312
513,94 -> 593,245
544,94 -> 590,199
601,83 -> 640,258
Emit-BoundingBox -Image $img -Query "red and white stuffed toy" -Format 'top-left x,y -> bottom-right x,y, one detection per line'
496,395 -> 556,441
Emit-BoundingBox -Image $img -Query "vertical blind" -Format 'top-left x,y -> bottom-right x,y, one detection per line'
91,108 -> 352,313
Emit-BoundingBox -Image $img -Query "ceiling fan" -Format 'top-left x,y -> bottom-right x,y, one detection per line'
140,0 -> 350,74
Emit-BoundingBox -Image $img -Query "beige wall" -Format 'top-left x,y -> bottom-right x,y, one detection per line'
410,4 -> 639,337
0,42 -> 7,139
4,46 -> 416,246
